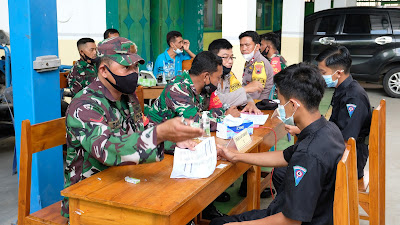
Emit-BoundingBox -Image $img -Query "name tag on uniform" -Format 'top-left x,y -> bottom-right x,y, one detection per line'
108,120 -> 121,129
233,129 -> 252,152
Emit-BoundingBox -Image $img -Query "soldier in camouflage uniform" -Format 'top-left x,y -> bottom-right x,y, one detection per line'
67,38 -> 98,97
147,51 -> 240,132
61,37 -> 203,218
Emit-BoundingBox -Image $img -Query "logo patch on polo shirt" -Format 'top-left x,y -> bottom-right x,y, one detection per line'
293,165 -> 307,186
346,104 -> 357,118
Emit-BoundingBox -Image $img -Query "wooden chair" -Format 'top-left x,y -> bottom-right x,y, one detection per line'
182,58 -> 193,71
18,118 -> 68,225
135,85 -> 144,113
334,138 -> 359,225
59,72 -> 69,89
359,99 -> 386,225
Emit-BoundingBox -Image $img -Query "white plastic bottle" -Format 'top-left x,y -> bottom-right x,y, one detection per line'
201,111 -> 211,137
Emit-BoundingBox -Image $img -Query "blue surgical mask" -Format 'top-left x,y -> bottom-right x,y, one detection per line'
172,43 -> 183,55
322,70 -> 342,88
174,48 -> 183,54
277,100 -> 300,126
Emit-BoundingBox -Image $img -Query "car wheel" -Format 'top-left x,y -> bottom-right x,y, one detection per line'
383,67 -> 400,98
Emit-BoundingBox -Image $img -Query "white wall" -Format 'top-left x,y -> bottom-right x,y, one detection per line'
0,0 -> 106,64
57,0 -> 106,40
222,0 -> 257,81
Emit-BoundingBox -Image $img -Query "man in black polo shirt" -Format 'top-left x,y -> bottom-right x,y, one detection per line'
211,63 -> 344,225
317,46 -> 372,183
283,46 -> 371,187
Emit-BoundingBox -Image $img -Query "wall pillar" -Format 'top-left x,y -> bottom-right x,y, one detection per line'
334,0 -> 357,8
9,0 -> 64,212
281,0 -> 305,65
315,0 -> 331,12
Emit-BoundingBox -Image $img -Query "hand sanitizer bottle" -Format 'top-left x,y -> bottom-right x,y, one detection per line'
202,111 -> 211,137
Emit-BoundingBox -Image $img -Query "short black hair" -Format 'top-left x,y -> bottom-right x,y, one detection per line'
208,39 -> 233,54
260,32 -> 280,51
103,28 -> 119,39
77,38 -> 95,49
189,51 -> 223,76
274,62 -> 326,112
315,46 -> 352,74
166,31 -> 183,47
239,31 -> 260,44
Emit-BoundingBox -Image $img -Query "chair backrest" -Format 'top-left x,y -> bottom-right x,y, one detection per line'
135,85 -> 144,113
18,118 -> 66,225
60,72 -> 69,89
182,59 -> 193,71
378,99 -> 386,225
334,137 -> 359,225
367,99 -> 386,224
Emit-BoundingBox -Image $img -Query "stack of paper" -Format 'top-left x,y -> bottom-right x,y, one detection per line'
240,113 -> 269,125
170,137 -> 217,179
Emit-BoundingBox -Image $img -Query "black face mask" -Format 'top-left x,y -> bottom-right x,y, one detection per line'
222,66 -> 231,76
104,65 -> 138,94
81,53 -> 98,66
261,47 -> 269,59
202,76 -> 218,95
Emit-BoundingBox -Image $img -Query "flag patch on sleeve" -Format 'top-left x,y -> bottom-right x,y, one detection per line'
346,104 -> 357,118
293,165 -> 307,186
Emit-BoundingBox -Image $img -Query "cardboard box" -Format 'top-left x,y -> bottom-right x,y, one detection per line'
216,120 -> 254,139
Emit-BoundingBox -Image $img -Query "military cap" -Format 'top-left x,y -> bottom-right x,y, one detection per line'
97,37 -> 145,66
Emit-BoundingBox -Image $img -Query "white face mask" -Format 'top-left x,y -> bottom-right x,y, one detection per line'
172,43 -> 183,55
242,45 -> 257,62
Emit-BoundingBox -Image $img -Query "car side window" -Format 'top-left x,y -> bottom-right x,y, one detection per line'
316,15 -> 340,35
389,12 -> 400,34
305,19 -> 318,35
343,14 -> 390,35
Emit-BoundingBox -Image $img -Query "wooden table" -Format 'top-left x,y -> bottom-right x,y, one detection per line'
143,86 -> 165,100
61,111 -> 286,225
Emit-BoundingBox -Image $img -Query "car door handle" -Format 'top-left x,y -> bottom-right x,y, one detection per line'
375,36 -> 393,45
319,37 -> 336,45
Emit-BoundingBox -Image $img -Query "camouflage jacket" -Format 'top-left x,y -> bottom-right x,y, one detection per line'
67,59 -> 98,96
147,71 -> 225,131
61,78 -> 164,218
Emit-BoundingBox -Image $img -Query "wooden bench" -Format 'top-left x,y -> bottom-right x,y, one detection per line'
359,99 -> 386,224
18,118 -> 68,225
334,137 -> 359,225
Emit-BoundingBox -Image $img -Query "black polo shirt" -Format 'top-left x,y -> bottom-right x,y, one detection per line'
266,116 -> 344,224
329,75 -> 372,143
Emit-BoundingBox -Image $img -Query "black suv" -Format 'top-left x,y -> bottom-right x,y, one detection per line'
304,7 -> 400,98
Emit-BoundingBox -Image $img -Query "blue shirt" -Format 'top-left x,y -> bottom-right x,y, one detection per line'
153,48 -> 191,77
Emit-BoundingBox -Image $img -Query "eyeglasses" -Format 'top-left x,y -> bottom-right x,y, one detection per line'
220,56 -> 236,61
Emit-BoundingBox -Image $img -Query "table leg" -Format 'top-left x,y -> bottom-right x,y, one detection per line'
247,165 -> 261,211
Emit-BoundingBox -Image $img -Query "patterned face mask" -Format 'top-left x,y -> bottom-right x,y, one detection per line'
104,65 -> 138,94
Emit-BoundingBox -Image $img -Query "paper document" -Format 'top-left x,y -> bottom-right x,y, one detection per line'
240,113 -> 269,125
170,137 -> 217,179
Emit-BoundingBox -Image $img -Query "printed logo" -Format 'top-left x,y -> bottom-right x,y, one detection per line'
293,165 -> 307,186
346,104 -> 357,118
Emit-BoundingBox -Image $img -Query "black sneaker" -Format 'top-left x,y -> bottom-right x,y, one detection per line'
202,204 -> 226,220
215,192 -> 230,202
